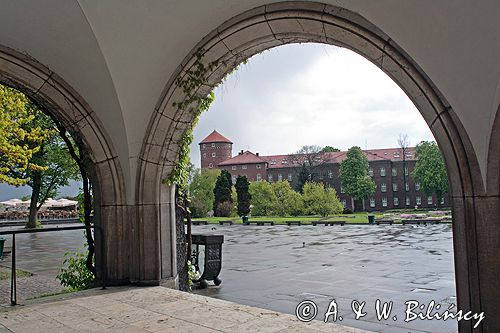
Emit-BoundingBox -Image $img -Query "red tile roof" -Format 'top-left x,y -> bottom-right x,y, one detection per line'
218,151 -> 266,166
223,147 -> 416,169
199,130 -> 233,144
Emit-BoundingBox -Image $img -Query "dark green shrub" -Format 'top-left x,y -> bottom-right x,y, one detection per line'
343,208 -> 353,214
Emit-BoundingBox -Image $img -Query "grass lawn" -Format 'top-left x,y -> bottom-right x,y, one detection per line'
191,213 -> 384,224
0,265 -> 33,280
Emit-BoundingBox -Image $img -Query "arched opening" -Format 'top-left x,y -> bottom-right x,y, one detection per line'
139,3 -> 493,332
0,45 -> 128,285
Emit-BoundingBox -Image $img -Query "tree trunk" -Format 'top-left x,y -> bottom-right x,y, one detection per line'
27,171 -> 42,228
82,170 -> 95,274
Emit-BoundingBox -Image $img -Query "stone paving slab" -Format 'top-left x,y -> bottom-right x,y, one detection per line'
0,286 -> 371,332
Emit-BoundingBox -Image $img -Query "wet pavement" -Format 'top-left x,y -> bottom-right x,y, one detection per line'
192,224 -> 457,333
0,224 -> 457,332
0,225 -> 86,303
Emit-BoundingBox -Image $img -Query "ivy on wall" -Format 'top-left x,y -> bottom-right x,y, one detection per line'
165,49 -> 247,190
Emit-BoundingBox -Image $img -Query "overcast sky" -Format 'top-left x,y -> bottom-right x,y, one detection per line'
190,43 -> 434,168
1,43 -> 435,201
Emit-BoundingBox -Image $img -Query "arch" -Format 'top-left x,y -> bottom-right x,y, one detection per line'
0,44 -> 130,284
138,2 -> 496,331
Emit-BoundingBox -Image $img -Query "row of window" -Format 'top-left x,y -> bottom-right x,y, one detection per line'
369,196 -> 442,207
203,152 -> 232,158
378,182 -> 420,192
202,143 -> 230,148
231,164 -> 262,170
369,166 -> 410,177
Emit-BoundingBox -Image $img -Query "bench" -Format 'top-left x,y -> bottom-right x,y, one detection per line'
218,220 -> 234,225
247,221 -> 275,226
312,221 -> 345,226
192,220 -> 208,225
375,219 -> 393,225
286,221 -> 301,226
402,219 -> 441,225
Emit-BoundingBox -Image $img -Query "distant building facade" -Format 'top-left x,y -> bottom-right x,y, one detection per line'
200,130 -> 449,212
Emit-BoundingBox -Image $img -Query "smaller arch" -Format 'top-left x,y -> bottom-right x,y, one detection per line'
0,44 -> 129,284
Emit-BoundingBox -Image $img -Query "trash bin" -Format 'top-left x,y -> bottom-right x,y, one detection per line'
242,215 -> 249,225
368,215 -> 375,224
0,237 -> 5,258
191,234 -> 224,288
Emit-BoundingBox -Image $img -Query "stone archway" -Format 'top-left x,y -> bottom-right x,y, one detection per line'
139,2 -> 497,331
0,45 -> 130,285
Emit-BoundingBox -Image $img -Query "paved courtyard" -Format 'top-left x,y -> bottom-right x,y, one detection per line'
192,224 -> 457,333
0,223 -> 457,332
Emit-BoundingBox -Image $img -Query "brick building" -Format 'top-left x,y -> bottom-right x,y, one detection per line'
200,130 -> 449,212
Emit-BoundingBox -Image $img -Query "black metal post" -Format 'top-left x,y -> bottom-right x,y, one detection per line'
10,234 -> 16,305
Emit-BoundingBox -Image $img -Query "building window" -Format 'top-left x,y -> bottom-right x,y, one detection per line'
318,173 -> 324,180
441,197 -> 445,205
393,183 -> 398,192
256,164 -> 261,169
232,175 -> 236,183
405,166 -> 409,176
202,144 -> 206,149
392,168 -> 397,176
415,182 -> 421,191
328,170 -> 333,179
340,185 -> 345,194
211,143 -> 215,148
268,174 -> 273,182
211,152 -> 216,157
416,196 -> 421,205
368,168 -> 373,177
380,167 -> 386,176
242,165 -> 247,170
288,173 -> 293,182
428,196 -> 433,205
405,182 -> 409,191
209,163 -> 213,168
406,196 -> 410,206
382,197 -> 387,207
203,153 -> 206,158
231,166 -> 237,170
278,174 -> 282,181
342,199 -> 347,208
381,183 -> 387,192
256,174 -> 262,181
370,198 -> 375,207
394,197 -> 399,206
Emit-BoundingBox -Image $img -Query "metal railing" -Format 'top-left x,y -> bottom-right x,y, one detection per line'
0,224 -> 105,305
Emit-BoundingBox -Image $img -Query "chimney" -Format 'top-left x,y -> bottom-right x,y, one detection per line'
256,153 -> 259,156
239,150 -> 244,155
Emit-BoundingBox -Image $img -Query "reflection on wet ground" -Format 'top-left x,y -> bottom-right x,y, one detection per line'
193,224 -> 457,333
0,227 -> 86,303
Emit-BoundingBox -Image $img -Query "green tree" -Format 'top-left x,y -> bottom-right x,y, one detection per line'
296,164 -> 310,193
189,168 -> 220,217
302,182 -> 343,217
235,175 -> 251,217
213,169 -> 233,216
339,146 -> 376,211
321,146 -> 340,153
0,85 -> 49,186
271,180 -> 303,216
249,181 -> 276,216
411,141 -> 448,203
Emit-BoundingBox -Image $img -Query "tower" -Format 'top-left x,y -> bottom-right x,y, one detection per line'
199,130 -> 233,169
